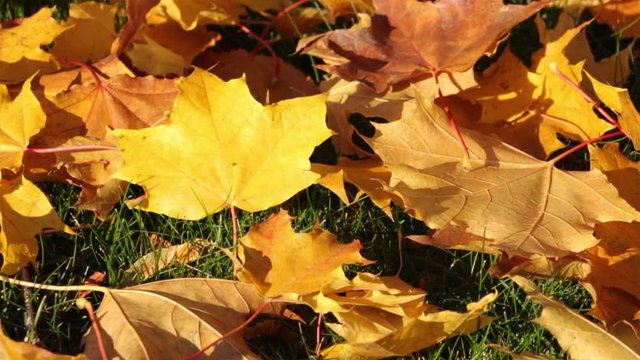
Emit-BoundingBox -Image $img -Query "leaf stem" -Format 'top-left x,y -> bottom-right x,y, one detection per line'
77,298 -> 108,360
182,300 -> 272,360
434,71 -> 471,167
230,205 -> 239,249
24,145 -> 118,154
239,24 -> 281,77
548,130 -> 623,165
0,275 -> 107,293
277,0 -> 310,18
66,59 -> 103,87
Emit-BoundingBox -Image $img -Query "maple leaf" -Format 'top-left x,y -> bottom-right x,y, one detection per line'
320,0 -> 374,19
114,68 -> 331,220
321,77 -> 415,155
146,0 -> 287,30
309,0 -> 547,92
126,20 -> 219,76
588,221 -> 640,328
83,278 -> 283,359
588,73 -> 640,149
596,0 -> 640,38
50,73 -> 178,139
197,49 -> 319,104
535,13 -> 631,85
513,276 -> 640,359
0,174 -> 67,274
0,77 -> 46,171
0,7 -> 70,83
37,55 -> 134,98
590,143 -> 640,210
322,291 -> 497,359
238,210 -> 373,299
367,91 -> 640,258
312,158 -> 404,218
51,2 -> 117,64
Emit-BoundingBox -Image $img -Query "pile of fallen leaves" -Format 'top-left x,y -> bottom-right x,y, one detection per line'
3,0 -> 640,359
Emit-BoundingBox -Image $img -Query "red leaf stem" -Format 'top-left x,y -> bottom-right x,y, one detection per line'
549,130 -> 624,165
24,145 -> 118,154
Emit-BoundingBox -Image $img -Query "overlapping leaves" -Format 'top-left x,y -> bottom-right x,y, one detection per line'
3,0 -> 640,359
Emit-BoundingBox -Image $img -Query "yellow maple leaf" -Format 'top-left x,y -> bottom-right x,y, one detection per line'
0,175 -> 67,274
588,73 -> 640,149
114,68 -> 331,219
0,7 -> 70,83
238,210 -> 373,299
146,0 -> 287,30
368,90 -> 640,258
0,77 -> 46,173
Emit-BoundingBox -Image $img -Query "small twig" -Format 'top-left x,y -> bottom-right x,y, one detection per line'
20,267 -> 40,344
182,301 -> 272,360
315,313 -> 323,357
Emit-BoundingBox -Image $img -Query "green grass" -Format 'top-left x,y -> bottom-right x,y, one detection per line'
0,0 -> 608,359
1,182 -> 592,359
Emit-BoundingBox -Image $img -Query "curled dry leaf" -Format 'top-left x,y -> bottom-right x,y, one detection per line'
490,344 -> 560,360
114,68 -> 331,220
513,276 -> 640,360
83,278 -> 283,360
407,226 -> 499,255
321,291 -> 497,359
122,239 -> 209,284
367,89 -> 640,258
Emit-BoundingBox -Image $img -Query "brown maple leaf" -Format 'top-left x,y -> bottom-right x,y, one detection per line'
304,0 -> 548,92
50,71 -> 178,139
